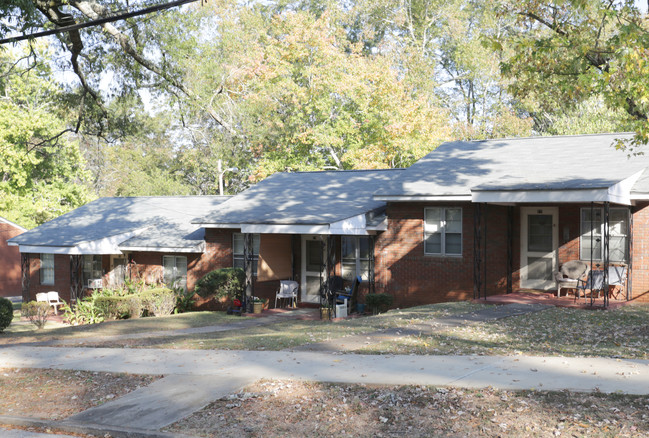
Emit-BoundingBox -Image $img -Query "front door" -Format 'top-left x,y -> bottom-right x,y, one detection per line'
520,207 -> 558,290
301,235 -> 326,304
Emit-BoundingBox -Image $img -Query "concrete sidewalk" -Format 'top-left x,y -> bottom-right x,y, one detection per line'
2,346 -> 649,435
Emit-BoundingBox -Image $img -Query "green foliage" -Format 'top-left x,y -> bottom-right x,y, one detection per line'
94,296 -> 136,319
62,294 -> 105,325
140,287 -> 176,317
175,287 -> 196,314
194,268 -> 245,300
0,297 -> 13,332
365,293 -> 394,315
21,301 -> 51,329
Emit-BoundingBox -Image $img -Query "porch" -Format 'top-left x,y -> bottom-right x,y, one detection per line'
474,290 -> 634,310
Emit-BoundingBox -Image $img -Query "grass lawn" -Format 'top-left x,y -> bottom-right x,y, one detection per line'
88,302 -> 486,350
360,304 -> 649,359
0,311 -> 246,345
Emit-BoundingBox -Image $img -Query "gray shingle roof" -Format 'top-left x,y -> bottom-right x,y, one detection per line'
195,169 -> 404,225
10,196 -> 230,250
376,133 -> 649,197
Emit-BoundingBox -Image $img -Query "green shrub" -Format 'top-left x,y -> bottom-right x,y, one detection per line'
94,296 -> 133,319
141,287 -> 176,316
365,293 -> 394,315
0,297 -> 13,332
175,288 -> 195,313
194,268 -> 245,300
62,297 -> 104,325
127,295 -> 143,319
21,301 -> 51,329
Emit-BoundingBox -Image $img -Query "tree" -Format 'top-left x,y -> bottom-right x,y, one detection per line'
0,48 -> 93,228
499,0 -> 649,147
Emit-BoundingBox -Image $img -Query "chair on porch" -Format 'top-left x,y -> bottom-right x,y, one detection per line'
575,269 -> 605,301
274,280 -> 298,308
554,260 -> 590,297
608,264 -> 628,300
36,291 -> 65,314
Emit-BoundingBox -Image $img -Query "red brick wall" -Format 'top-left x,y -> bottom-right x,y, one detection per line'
26,254 -> 73,302
630,202 -> 649,302
375,202 -> 511,308
0,222 -> 23,297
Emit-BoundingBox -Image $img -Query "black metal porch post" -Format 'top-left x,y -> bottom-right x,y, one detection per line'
243,233 -> 254,313
473,203 -> 482,300
369,235 -> 376,295
21,254 -> 30,303
70,255 -> 82,302
506,206 -> 514,294
603,202 -> 610,308
627,209 -> 634,301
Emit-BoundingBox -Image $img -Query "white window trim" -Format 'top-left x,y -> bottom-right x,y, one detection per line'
341,236 -> 371,281
40,253 -> 54,285
579,207 -> 629,263
233,233 -> 260,276
163,255 -> 188,289
424,207 -> 463,256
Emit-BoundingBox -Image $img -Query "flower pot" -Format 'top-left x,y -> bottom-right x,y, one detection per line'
253,302 -> 263,314
356,303 -> 365,314
320,307 -> 331,320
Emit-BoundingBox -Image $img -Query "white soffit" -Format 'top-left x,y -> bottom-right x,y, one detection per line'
373,195 -> 472,202
240,224 -> 330,235
118,242 -> 206,253
16,228 -> 148,255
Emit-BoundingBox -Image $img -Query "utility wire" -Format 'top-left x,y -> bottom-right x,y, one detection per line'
0,0 -> 199,45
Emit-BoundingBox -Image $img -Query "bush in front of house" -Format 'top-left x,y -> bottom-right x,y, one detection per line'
365,293 -> 394,315
141,287 -> 176,316
0,297 -> 13,332
94,295 -> 139,319
194,268 -> 245,301
21,301 -> 51,329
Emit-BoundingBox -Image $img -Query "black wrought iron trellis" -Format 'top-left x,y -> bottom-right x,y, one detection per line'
243,233 -> 254,313
506,206 -> 514,294
627,209 -> 634,301
21,254 -> 30,303
473,203 -> 482,300
70,255 -> 83,303
602,202 -> 610,308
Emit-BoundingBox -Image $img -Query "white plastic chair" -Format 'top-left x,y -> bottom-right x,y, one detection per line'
275,280 -> 298,308
46,291 -> 64,314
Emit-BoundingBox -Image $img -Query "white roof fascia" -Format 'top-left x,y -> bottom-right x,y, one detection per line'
373,195 -> 472,202
240,224 -> 330,235
367,217 -> 388,231
0,217 -> 26,231
117,243 -> 205,253
16,228 -> 147,255
471,188 -> 621,204
329,214 -> 371,236
194,223 -> 242,229
607,170 -> 645,205
630,193 -> 649,200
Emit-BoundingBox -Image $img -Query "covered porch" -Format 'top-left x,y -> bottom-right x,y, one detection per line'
471,175 -> 641,308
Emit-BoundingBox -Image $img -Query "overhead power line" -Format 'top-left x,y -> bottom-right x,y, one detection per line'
0,0 -> 200,45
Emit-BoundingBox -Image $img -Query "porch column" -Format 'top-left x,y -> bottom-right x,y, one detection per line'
70,255 -> 83,302
473,203 -> 483,299
21,254 -> 30,303
602,202 -> 610,308
506,206 -> 514,294
243,233 -> 254,312
628,208 -> 634,300
369,235 -> 376,295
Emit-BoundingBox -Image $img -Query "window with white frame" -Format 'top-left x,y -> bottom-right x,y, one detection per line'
341,236 -> 371,281
233,233 -> 260,276
580,207 -> 629,263
424,207 -> 462,256
40,253 -> 54,285
163,256 -> 188,289
82,255 -> 103,286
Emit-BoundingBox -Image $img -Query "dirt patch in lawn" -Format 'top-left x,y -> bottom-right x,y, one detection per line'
167,380 -> 649,437
0,368 -> 159,421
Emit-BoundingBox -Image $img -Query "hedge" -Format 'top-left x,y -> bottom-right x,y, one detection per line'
194,267 -> 245,300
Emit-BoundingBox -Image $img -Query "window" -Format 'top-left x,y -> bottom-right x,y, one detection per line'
424,207 -> 462,256
233,233 -> 260,276
40,253 -> 54,285
163,256 -> 187,289
580,207 -> 629,262
341,236 -> 371,281
82,255 -> 103,286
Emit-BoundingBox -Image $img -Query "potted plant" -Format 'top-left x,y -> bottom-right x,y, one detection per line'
252,296 -> 264,314
320,301 -> 332,320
